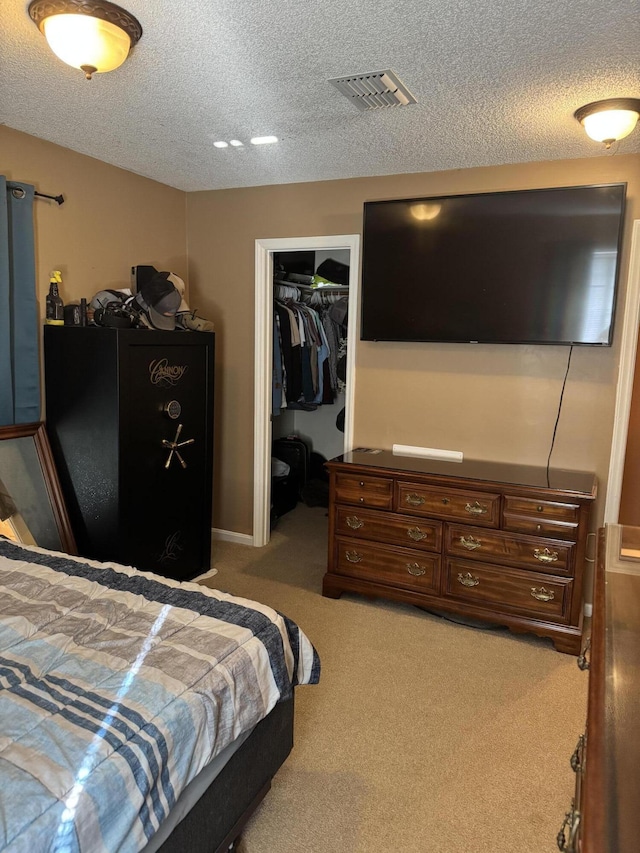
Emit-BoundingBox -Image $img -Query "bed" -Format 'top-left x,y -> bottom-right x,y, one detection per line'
0,537 -> 320,853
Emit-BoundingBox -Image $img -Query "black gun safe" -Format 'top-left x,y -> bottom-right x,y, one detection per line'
44,326 -> 215,580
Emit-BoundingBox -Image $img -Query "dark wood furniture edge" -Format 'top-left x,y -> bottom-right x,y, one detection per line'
34,422 -> 78,555
325,456 -> 598,500
581,527 -> 607,852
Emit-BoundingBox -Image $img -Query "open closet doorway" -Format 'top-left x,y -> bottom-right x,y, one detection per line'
254,235 -> 360,547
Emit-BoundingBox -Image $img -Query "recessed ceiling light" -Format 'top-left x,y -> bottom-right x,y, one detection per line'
229,139 -> 244,147
250,136 -> 278,145
213,140 -> 228,148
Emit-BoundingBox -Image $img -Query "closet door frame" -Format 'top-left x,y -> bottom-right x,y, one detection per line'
254,235 -> 360,547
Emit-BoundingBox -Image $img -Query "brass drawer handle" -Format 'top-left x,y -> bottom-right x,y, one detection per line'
407,526 -> 428,542
534,547 -> 559,564
465,501 -> 488,516
557,802 -> 580,852
345,550 -> 362,563
531,586 -> 555,602
577,637 -> 591,671
346,515 -> 364,530
405,493 -> 425,507
570,734 -> 586,773
457,572 -> 479,587
406,563 -> 426,576
460,535 -> 481,551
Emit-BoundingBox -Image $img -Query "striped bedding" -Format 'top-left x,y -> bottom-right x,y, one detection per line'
0,539 -> 320,853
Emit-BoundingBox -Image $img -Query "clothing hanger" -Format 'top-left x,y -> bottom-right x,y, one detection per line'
275,283 -> 301,301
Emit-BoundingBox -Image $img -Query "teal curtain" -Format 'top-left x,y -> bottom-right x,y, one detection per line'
0,178 -> 40,426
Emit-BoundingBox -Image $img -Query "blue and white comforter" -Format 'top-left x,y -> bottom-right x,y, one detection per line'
0,539 -> 320,853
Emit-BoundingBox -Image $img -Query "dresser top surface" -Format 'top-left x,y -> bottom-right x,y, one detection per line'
328,449 -> 597,497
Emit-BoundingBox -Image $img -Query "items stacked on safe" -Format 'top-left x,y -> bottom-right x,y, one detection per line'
45,264 -> 214,332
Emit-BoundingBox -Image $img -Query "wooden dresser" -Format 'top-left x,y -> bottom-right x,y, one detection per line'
558,523 -> 640,851
322,450 -> 597,654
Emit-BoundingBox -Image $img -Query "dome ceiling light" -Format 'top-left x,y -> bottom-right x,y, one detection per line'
574,98 -> 640,149
28,0 -> 143,80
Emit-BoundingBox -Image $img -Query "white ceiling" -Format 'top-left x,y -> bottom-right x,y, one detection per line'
2,0 -> 639,192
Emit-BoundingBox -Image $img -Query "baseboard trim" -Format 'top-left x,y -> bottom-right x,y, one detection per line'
212,528 -> 255,546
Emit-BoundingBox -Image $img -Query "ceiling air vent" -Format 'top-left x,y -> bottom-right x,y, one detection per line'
329,69 -> 417,111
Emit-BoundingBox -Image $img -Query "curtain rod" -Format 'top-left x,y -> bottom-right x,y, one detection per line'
35,191 -> 64,205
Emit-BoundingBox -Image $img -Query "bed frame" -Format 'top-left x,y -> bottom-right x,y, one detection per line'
158,694 -> 295,853
0,422 -> 296,853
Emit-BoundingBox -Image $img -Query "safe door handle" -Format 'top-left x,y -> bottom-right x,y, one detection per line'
162,423 -> 195,469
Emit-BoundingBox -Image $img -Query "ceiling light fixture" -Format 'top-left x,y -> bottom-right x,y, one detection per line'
250,136 -> 278,145
213,141 -> 229,148
229,140 -> 244,147
574,98 -> 640,149
28,0 -> 142,80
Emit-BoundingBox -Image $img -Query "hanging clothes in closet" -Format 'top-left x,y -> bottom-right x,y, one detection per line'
273,283 -> 348,417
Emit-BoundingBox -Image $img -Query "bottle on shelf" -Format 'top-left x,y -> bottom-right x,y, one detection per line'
45,270 -> 64,326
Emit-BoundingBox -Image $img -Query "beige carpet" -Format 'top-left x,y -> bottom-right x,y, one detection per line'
202,504 -> 586,852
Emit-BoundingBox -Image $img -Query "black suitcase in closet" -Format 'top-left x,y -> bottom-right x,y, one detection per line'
272,436 -> 310,497
271,473 -> 299,526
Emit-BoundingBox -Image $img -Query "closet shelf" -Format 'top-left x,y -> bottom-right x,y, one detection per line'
275,280 -> 348,292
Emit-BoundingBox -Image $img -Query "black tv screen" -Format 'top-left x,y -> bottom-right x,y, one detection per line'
360,183 -> 626,345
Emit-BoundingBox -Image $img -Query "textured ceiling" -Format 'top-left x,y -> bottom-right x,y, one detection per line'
2,0 -> 639,192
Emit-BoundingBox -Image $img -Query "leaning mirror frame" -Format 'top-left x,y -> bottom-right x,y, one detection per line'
0,422 -> 77,555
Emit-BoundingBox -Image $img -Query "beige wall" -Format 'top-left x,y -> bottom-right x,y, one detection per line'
187,155 -> 640,536
1,125 -> 187,322
5,124 -> 638,542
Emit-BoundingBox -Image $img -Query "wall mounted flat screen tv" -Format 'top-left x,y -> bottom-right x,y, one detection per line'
360,183 -> 626,345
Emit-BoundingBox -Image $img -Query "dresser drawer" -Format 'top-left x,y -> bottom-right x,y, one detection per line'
503,495 -> 581,542
335,506 -> 442,552
503,495 -> 581,523
445,524 -> 575,576
334,473 -> 393,509
396,482 -> 500,526
444,558 -> 572,621
335,537 -> 440,594
502,513 -> 579,541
